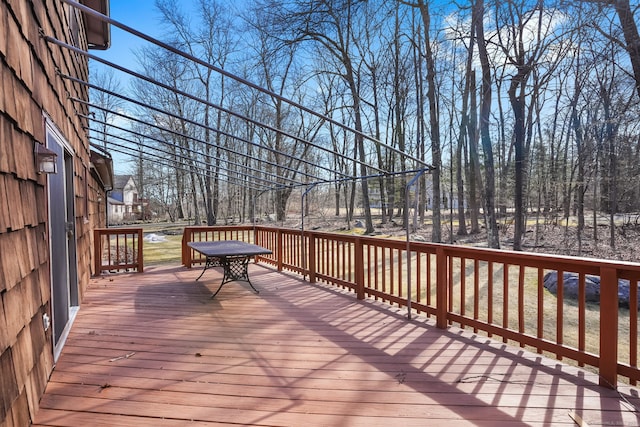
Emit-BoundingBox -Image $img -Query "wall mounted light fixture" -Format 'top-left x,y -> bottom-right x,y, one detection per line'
35,143 -> 58,174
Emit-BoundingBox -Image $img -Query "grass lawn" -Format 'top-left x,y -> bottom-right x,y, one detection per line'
143,234 -> 183,265
140,222 -> 188,265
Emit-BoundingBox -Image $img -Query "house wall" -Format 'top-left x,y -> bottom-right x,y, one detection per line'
122,178 -> 137,206
0,1 -> 104,426
108,200 -> 125,223
107,176 -> 140,224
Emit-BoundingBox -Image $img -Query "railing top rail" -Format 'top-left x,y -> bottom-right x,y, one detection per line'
181,224 -> 640,272
436,242 -> 640,272
94,227 -> 143,232
183,225 -> 255,232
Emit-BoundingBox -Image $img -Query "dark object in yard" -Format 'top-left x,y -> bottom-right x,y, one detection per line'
543,271 -> 640,309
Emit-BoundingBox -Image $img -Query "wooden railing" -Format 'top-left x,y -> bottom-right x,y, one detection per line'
181,225 -> 640,388
93,228 -> 143,274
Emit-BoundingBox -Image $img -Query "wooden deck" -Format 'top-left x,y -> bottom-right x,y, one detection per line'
33,264 -> 640,427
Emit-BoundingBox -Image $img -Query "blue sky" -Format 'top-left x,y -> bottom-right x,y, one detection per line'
91,1 -> 253,174
95,0 -> 248,70
90,1 -> 198,173
94,0 -> 173,72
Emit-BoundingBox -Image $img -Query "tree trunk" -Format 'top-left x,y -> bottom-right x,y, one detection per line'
455,23 -> 475,237
467,70 -> 481,233
570,85 -> 585,254
456,135 -> 467,236
417,0 -> 442,242
190,170 -> 201,225
334,182 -> 341,216
509,70 -> 529,251
352,97 -> 374,234
612,0 -> 640,99
474,0 -> 500,249
276,188 -> 293,222
602,87 -> 617,248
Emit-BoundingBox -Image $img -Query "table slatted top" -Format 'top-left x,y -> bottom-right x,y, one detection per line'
188,240 -> 272,258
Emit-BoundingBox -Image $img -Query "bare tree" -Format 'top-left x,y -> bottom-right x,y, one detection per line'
444,11 -> 475,236
474,0 -> 500,248
491,1 -> 569,250
244,3 -> 323,222
134,46 -> 203,223
414,0 -> 443,242
156,0 -> 239,225
583,0 -> 640,99
263,0 -> 378,233
89,68 -> 124,149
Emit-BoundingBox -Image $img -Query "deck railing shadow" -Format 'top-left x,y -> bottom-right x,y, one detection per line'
62,261 -> 640,425
257,276 -> 538,426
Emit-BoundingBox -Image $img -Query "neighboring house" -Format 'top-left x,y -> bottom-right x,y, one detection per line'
107,195 -> 125,222
108,175 -> 142,223
0,1 -> 112,426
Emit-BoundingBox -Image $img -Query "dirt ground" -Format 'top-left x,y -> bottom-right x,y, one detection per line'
145,210 -> 640,264
286,213 -> 640,264
450,222 -> 640,263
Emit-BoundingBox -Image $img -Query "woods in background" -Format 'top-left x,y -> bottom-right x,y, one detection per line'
91,0 -> 640,253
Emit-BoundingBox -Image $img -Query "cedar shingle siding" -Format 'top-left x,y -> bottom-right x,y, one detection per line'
0,1 -> 107,425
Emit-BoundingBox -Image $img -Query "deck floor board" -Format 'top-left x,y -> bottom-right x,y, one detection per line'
33,265 -> 640,426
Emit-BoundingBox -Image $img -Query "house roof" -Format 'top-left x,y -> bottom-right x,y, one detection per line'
112,174 -> 133,190
107,196 -> 124,205
80,0 -> 110,50
90,147 -> 114,190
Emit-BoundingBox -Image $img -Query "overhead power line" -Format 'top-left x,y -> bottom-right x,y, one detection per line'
47,36 -> 384,174
73,98 -> 338,182
59,72 -> 352,180
61,0 -> 433,170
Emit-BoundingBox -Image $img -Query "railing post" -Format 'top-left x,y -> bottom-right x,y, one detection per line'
436,246 -> 448,329
93,229 -> 101,275
599,266 -> 619,389
277,228 -> 283,272
355,237 -> 365,300
136,228 -> 144,273
182,228 -> 192,268
308,232 -> 316,283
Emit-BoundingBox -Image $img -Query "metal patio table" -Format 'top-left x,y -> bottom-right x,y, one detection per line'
187,240 -> 272,297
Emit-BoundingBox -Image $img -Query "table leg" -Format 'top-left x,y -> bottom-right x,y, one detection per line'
195,256 -> 222,281
210,256 -> 260,298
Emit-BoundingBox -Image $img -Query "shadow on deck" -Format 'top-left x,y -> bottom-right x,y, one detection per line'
33,264 -> 640,426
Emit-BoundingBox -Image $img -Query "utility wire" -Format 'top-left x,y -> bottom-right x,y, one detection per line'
47,36 -> 385,174
59,73 -> 349,180
75,98 -> 326,182
61,0 -> 433,170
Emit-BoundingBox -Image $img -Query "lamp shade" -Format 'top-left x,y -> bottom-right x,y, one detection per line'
35,143 -> 58,174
